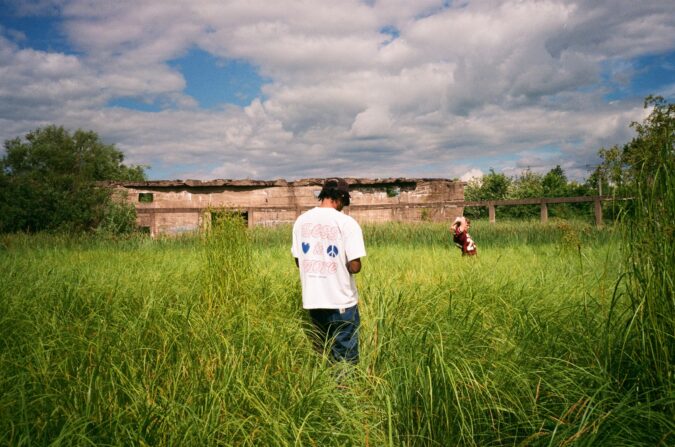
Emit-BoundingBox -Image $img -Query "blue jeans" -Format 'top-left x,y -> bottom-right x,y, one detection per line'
308,305 -> 360,364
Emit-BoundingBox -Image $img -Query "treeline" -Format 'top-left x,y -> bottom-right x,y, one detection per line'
464,95 -> 674,221
0,126 -> 146,234
463,165 -> 595,220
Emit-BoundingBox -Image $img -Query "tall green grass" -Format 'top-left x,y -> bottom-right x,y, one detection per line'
0,217 -> 671,445
363,218 -> 617,250
607,143 -> 674,417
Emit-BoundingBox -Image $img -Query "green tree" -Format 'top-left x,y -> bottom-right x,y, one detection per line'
624,95 -> 675,185
462,177 -> 484,219
542,165 -> 576,217
594,145 -> 625,195
478,169 -> 511,200
464,169 -> 512,219
511,169 -> 543,199
464,166 -> 595,220
596,96 -> 674,195
542,165 -> 568,197
0,125 -> 146,233
509,169 -> 543,218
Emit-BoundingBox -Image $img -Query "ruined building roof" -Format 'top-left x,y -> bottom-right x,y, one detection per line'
106,177 -> 457,188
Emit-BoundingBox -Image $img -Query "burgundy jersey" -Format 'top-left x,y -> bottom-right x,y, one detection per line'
453,228 -> 477,256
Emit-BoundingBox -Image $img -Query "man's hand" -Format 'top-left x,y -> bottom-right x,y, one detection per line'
347,258 -> 361,274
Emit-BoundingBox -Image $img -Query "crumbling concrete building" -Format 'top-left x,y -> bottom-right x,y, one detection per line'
110,178 -> 465,237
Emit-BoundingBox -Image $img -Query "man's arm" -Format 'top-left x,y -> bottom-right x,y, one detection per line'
347,258 -> 361,274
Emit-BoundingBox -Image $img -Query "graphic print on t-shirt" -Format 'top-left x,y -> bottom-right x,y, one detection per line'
300,222 -> 339,278
312,242 -> 324,255
465,236 -> 476,253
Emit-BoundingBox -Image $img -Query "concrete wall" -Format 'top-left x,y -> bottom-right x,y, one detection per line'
110,178 -> 464,237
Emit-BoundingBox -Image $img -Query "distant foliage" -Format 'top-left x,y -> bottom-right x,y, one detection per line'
542,165 -> 568,197
464,96 -> 674,222
95,191 -> 138,236
592,95 -> 674,197
464,166 -> 594,220
0,125 -> 146,233
463,168 -> 511,219
508,169 -> 544,218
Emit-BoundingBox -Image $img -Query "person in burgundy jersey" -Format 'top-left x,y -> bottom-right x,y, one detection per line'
452,216 -> 477,256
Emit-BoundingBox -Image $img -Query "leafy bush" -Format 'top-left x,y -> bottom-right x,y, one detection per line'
95,191 -> 139,236
0,125 -> 146,233
463,167 -> 595,220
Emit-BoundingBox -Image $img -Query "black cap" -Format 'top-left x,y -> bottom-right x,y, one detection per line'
319,178 -> 351,206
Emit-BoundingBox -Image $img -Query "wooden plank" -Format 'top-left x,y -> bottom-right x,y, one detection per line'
461,196 -> 611,206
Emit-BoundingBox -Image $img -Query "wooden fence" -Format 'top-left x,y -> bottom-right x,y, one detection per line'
459,196 -> 615,226
342,195 -> 618,226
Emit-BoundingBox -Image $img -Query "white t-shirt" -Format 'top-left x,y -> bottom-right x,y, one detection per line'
291,207 -> 366,309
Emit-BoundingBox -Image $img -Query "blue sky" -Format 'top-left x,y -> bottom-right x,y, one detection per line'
106,50 -> 268,111
1,0 -> 674,182
168,49 -> 268,108
1,13 -> 70,53
611,52 -> 675,100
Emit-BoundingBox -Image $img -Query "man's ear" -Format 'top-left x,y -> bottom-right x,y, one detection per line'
340,193 -> 350,207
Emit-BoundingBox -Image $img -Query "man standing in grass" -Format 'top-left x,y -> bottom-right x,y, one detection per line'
291,178 -> 366,364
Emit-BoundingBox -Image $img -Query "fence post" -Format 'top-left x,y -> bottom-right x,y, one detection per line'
540,201 -> 548,224
151,211 -> 157,238
594,198 -> 603,227
488,202 -> 496,224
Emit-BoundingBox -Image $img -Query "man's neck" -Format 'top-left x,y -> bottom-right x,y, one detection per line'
319,198 -> 341,211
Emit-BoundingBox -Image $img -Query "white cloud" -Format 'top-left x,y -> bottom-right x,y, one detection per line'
0,0 -> 674,181
350,106 -> 392,138
460,169 -> 484,182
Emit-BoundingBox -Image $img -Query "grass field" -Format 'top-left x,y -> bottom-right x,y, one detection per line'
0,219 -> 672,446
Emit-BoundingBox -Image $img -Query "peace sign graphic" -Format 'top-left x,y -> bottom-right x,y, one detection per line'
326,245 -> 339,258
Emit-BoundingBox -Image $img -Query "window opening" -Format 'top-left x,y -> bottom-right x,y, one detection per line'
211,210 -> 249,227
139,193 -> 154,203
386,186 -> 401,197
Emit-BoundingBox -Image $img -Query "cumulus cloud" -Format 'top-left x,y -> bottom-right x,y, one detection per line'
0,0 -> 674,181
460,169 -> 484,182
351,106 -> 393,138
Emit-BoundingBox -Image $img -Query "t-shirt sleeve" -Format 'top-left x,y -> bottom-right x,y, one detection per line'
343,218 -> 366,261
291,221 -> 300,258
